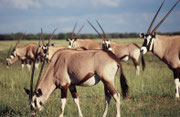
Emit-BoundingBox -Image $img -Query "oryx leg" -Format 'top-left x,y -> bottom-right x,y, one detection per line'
102,86 -> 112,117
21,60 -> 25,68
59,85 -> 69,117
131,57 -> 140,76
173,68 -> 180,98
103,81 -> 121,117
69,86 -> 83,117
35,58 -> 40,69
27,60 -> 32,71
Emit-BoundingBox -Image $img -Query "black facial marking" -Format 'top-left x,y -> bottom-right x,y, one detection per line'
34,99 -> 37,107
142,38 -> 147,46
36,89 -> 42,97
40,101 -> 43,106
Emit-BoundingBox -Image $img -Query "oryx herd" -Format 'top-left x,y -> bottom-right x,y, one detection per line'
5,0 -> 180,117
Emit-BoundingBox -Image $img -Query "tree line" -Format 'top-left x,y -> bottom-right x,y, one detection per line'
0,32 -> 180,40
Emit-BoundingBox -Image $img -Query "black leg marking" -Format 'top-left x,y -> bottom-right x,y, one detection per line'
69,86 -> 78,98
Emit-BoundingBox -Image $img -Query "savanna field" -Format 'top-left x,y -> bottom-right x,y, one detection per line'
0,39 -> 180,117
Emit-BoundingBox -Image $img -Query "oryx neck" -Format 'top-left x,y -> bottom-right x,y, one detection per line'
152,35 -> 166,59
37,73 -> 56,102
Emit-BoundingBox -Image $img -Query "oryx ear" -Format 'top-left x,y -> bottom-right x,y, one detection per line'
24,88 -> 30,95
152,33 -> 157,38
37,89 -> 42,97
74,38 -> 77,41
66,38 -> 69,41
51,43 -> 55,46
139,33 -> 144,38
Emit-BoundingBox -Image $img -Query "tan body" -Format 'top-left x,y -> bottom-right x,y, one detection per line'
67,39 -> 102,49
47,46 -> 67,60
153,34 -> 180,69
153,35 -> 180,98
27,49 -> 128,117
46,45 -> 87,61
104,41 -> 145,75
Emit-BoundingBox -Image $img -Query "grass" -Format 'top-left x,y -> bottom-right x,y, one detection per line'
0,39 -> 180,117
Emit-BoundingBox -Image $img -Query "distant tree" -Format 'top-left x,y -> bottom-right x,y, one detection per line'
58,33 -> 65,39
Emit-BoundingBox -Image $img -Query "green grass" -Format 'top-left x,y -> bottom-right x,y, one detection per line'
0,39 -> 180,117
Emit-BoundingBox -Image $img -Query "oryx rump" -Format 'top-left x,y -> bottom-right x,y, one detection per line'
103,41 -> 145,75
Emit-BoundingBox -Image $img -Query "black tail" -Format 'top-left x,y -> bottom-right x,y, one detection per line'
103,50 -> 129,98
119,64 -> 129,98
141,53 -> 145,71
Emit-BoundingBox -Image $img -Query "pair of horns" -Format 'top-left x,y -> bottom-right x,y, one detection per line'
71,22 -> 85,39
29,28 -> 57,102
87,19 -> 107,40
147,0 -> 180,34
7,34 -> 25,58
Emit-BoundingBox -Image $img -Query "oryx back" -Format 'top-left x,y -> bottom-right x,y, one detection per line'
47,49 -> 118,87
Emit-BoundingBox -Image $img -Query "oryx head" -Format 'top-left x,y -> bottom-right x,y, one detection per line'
66,22 -> 85,48
66,37 -> 77,48
40,28 -> 57,59
87,19 -> 112,51
140,0 -> 180,54
140,33 -> 157,54
102,39 -> 112,50
6,35 -> 24,67
24,88 -> 43,111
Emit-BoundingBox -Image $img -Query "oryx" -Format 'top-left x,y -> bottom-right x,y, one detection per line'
66,22 -> 103,49
6,35 -> 44,70
103,41 -> 145,75
87,20 -> 145,75
140,0 -> 180,98
24,39 -> 129,117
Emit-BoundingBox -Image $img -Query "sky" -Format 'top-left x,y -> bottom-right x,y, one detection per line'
0,0 -> 180,34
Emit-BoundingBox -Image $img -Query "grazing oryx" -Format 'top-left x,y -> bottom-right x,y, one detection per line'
140,0 -> 180,98
24,36 -> 129,117
6,43 -> 44,70
6,35 -> 44,70
87,20 -> 145,75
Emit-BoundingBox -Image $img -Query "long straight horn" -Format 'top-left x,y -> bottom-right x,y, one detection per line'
147,0 -> 166,34
87,20 -> 104,39
41,28 -> 45,46
47,28 -> 57,46
35,29 -> 57,90
74,23 -> 85,39
152,0 -> 180,33
72,22 -> 77,38
13,34 -> 24,49
7,46 -> 12,58
96,19 -> 107,38
29,35 -> 41,102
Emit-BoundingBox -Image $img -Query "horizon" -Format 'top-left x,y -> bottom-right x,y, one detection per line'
0,0 -> 180,34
